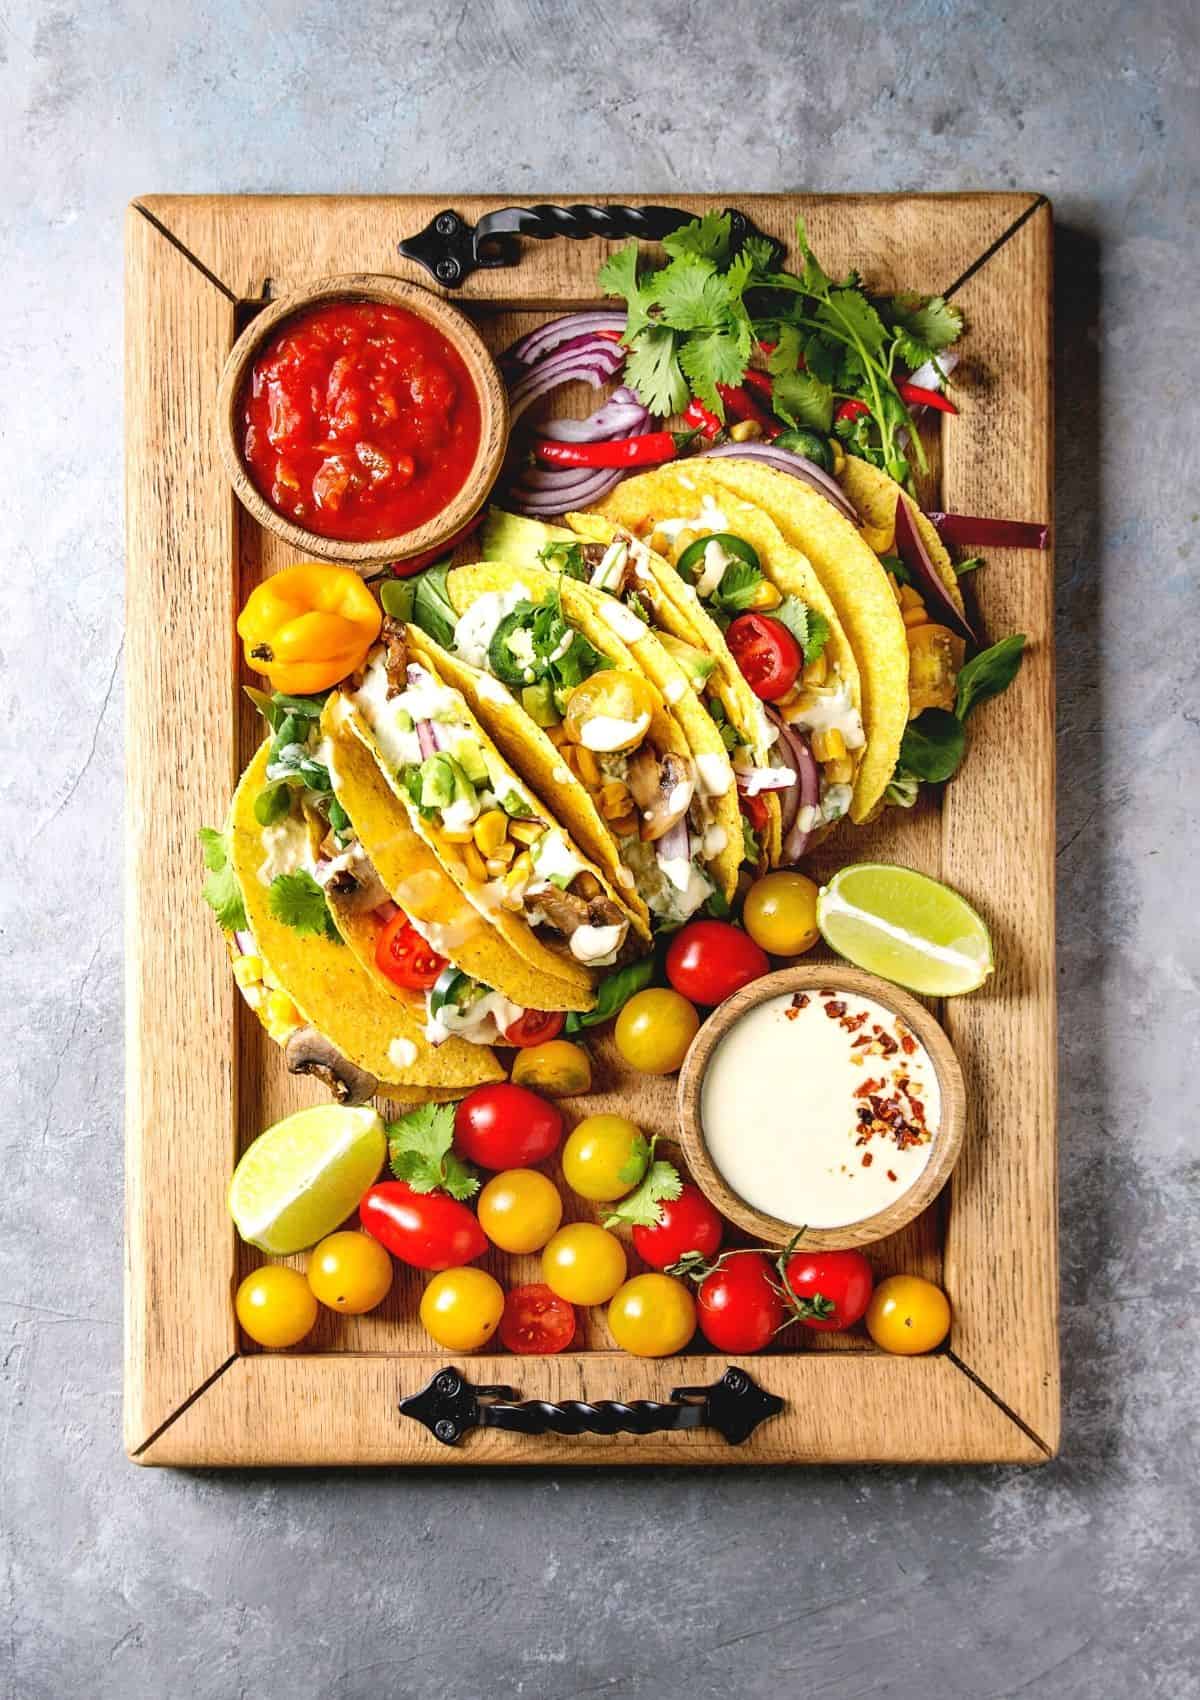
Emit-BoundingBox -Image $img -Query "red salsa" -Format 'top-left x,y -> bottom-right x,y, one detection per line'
240,300 -> 482,543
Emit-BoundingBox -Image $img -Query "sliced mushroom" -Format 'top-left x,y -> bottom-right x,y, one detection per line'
380,617 -> 408,698
283,1026 -> 378,1105
317,845 -> 390,913
533,884 -> 627,941
626,747 -> 695,843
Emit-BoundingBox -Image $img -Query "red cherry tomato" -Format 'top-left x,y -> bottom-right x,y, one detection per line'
782,1248 -> 874,1331
498,1283 -> 577,1354
632,1183 -> 724,1271
740,792 -> 769,835
454,1082 -> 563,1170
725,613 -> 802,701
696,1251 -> 785,1353
665,920 -> 770,1007
500,1009 -> 565,1048
374,913 -> 447,991
359,1180 -> 487,1271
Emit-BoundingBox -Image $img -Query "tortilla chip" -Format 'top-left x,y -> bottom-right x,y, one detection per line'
229,744 -> 502,1091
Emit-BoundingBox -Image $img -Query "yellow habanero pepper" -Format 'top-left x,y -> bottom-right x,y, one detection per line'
237,563 -> 382,694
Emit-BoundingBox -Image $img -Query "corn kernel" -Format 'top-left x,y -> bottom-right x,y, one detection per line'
831,440 -> 846,476
802,653 -> 828,686
264,990 -> 299,1029
473,809 -> 508,855
812,728 -> 847,763
486,838 -> 515,866
787,688 -> 820,718
747,579 -> 782,610
505,851 -> 534,892
898,583 -> 924,609
573,746 -> 602,788
500,893 -> 525,912
598,780 -> 633,820
729,419 -> 762,442
903,604 -> 930,628
232,954 -> 263,988
508,819 -> 543,846
440,827 -> 475,844
485,857 -> 509,879
462,843 -> 489,882
668,528 -> 699,565
824,756 -> 854,785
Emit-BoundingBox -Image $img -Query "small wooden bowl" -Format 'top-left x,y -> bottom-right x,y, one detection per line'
215,273 -> 509,571
677,964 -> 966,1250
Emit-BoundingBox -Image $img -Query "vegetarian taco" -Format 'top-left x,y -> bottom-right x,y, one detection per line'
204,741 -> 500,1103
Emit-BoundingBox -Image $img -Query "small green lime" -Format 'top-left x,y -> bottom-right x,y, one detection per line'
229,1104 -> 386,1254
816,863 -> 993,996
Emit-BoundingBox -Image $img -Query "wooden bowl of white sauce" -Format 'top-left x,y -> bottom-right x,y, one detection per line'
677,964 -> 966,1249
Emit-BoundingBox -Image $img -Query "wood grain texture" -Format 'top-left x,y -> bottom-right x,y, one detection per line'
939,205 -> 1059,1453
124,192 -> 1056,1465
137,1349 -> 1042,1468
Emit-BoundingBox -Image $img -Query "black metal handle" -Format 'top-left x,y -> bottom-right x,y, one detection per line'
399,1365 -> 784,1447
398,203 -> 784,288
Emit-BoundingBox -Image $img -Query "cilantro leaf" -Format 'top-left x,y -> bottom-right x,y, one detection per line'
388,1103 -> 479,1199
538,539 -> 589,581
709,556 -> 763,614
678,326 -> 749,413
802,609 -> 830,662
661,211 -> 732,264
198,826 -> 248,932
617,1133 -> 651,1187
885,291 -> 963,367
597,240 -> 654,339
773,597 -> 830,663
624,326 -> 689,417
649,252 -> 733,331
254,782 -> 292,827
268,870 -> 339,941
771,369 -> 833,433
603,1152 -> 682,1229
817,288 -> 888,364
955,634 -> 1026,721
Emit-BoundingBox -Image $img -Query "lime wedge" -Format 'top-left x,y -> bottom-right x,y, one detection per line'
816,863 -> 993,996
229,1104 -> 386,1254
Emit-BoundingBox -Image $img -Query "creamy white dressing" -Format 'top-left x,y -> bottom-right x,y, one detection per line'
694,753 -> 733,797
666,778 -> 695,817
425,986 -> 526,1047
552,764 -> 571,785
529,829 -> 588,889
452,586 -> 531,668
548,628 -> 575,663
257,815 -> 313,886
599,598 -> 650,644
694,539 -> 732,599
388,1037 -> 418,1069
401,902 -> 484,957
568,923 -> 623,966
590,541 -> 628,592
440,795 -> 480,834
818,783 -> 854,825
786,682 -> 866,751
736,763 -> 797,797
664,676 -> 686,704
578,712 -> 651,752
655,495 -> 729,544
701,822 -> 728,857
701,991 -> 940,1229
794,803 -> 819,835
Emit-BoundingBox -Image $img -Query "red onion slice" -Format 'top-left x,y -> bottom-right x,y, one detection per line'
505,312 -> 628,366
415,720 -> 439,759
894,496 -> 976,642
508,342 -> 626,425
656,814 -> 691,871
233,929 -> 255,957
698,443 -> 860,525
925,512 -> 1050,551
541,398 -> 649,442
768,715 -> 821,863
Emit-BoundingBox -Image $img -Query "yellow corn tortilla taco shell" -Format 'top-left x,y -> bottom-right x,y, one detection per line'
670,460 -> 910,823
837,457 -> 965,615
229,743 -> 502,1092
323,709 -> 598,1011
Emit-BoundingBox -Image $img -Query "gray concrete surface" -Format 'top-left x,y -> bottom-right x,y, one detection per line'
3,1 -> 1198,1696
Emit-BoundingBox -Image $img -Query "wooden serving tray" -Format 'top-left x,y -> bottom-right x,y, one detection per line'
124,192 -> 1056,1466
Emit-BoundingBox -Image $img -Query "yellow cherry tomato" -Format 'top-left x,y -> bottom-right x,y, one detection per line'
906,624 -> 961,716
306,1230 -> 393,1314
236,562 -> 382,695
614,987 -> 699,1075
541,1223 -> 628,1305
743,871 -> 820,956
419,1267 -> 505,1352
563,669 -> 658,752
510,1039 -> 593,1098
235,1264 -> 318,1348
477,1169 -> 564,1254
562,1115 -> 647,1202
608,1274 -> 696,1357
865,1274 -> 951,1355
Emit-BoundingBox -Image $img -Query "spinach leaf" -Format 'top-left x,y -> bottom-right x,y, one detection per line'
955,634 -> 1027,721
897,709 -> 966,782
565,957 -> 655,1033
409,559 -> 457,647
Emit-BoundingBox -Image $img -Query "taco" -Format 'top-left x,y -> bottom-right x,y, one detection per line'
319,708 -> 593,1046
212,741 -> 501,1103
325,620 -> 640,989
418,557 -> 738,930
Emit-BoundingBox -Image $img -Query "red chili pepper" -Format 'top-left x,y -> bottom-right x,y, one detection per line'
716,383 -> 782,440
684,398 -> 722,438
898,381 -> 959,416
532,431 -> 697,469
740,368 -> 776,401
757,339 -> 777,356
834,399 -> 870,423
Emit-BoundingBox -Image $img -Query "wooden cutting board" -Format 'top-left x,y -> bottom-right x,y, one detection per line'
124,192 -> 1056,1466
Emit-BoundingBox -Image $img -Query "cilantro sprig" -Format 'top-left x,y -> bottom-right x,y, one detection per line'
387,1103 -> 479,1200
603,1140 -> 682,1229
198,826 -> 248,933
267,869 -> 341,942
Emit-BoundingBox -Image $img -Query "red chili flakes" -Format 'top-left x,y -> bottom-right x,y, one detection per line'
861,1152 -> 874,1167
840,1009 -> 869,1033
851,1033 -> 872,1049
887,1169 -> 898,1183
823,1000 -> 848,1019
792,992 -> 810,1009
900,1032 -> 917,1056
854,1077 -> 885,1099
870,1023 -> 899,1057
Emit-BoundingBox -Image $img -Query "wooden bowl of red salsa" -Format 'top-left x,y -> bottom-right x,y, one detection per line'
217,274 -> 508,569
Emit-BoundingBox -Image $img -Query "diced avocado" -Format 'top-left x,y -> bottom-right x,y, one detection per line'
392,706 -> 414,734
658,630 -> 716,687
521,681 -> 559,727
497,788 -> 532,818
453,738 -> 490,787
418,755 -> 456,809
480,507 -> 574,569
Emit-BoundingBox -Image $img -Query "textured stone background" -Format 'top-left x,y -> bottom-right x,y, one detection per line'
3,1 -> 1198,1696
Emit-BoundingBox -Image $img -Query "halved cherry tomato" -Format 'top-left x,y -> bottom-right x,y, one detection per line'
374,913 -> 447,991
740,792 -> 769,835
696,1251 -> 785,1353
665,919 -> 769,1007
454,1082 -> 563,1170
781,1247 -> 874,1332
499,1283 -> 576,1354
725,612 -> 802,702
359,1180 -> 487,1271
632,1183 -> 724,1271
501,1009 -> 565,1048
